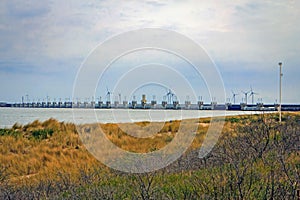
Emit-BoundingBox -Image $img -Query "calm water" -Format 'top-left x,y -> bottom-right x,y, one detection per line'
0,107 -> 267,128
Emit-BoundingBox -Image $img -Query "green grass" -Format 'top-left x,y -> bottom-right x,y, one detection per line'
31,129 -> 54,140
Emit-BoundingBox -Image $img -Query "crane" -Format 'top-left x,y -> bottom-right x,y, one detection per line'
166,89 -> 175,104
106,87 -> 112,103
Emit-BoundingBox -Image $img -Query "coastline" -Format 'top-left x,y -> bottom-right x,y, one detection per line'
0,107 -> 276,128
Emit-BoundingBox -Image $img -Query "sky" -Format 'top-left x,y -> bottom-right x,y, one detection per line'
0,0 -> 299,104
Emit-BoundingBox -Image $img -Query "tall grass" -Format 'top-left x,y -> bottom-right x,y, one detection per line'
0,113 -> 299,199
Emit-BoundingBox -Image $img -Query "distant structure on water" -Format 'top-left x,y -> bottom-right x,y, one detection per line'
2,93 -> 300,111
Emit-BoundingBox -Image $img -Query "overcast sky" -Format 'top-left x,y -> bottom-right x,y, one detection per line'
0,0 -> 299,103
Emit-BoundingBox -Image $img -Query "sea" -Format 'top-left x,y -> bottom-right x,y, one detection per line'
0,107 -> 270,128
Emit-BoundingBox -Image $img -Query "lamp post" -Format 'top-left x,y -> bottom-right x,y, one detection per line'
278,62 -> 283,122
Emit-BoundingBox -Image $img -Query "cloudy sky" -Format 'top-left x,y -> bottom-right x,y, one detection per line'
0,0 -> 299,103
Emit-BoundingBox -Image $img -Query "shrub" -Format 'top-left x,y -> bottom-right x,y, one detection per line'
226,117 -> 240,123
32,129 -> 54,140
0,129 -> 21,137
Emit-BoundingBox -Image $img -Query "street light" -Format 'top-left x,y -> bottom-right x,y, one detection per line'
278,62 -> 283,122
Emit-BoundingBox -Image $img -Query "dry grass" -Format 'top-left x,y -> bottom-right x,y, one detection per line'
0,116 -> 215,183
0,112 -> 297,184
0,112 -> 299,199
0,119 -> 101,183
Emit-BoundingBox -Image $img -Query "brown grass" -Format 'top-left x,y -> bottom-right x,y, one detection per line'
1,112 -> 296,184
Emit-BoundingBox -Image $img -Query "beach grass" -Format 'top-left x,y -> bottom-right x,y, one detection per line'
0,112 -> 299,199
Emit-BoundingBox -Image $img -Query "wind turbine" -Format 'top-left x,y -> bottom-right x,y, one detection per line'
241,90 -> 250,105
249,86 -> 259,104
231,90 -> 239,104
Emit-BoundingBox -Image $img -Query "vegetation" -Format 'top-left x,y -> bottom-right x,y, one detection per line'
0,113 -> 299,199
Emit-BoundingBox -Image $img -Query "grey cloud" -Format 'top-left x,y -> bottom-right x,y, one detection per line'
5,1 -> 51,19
0,0 -> 299,103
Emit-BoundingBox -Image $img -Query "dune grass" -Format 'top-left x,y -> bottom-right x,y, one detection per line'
0,112 -> 299,199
